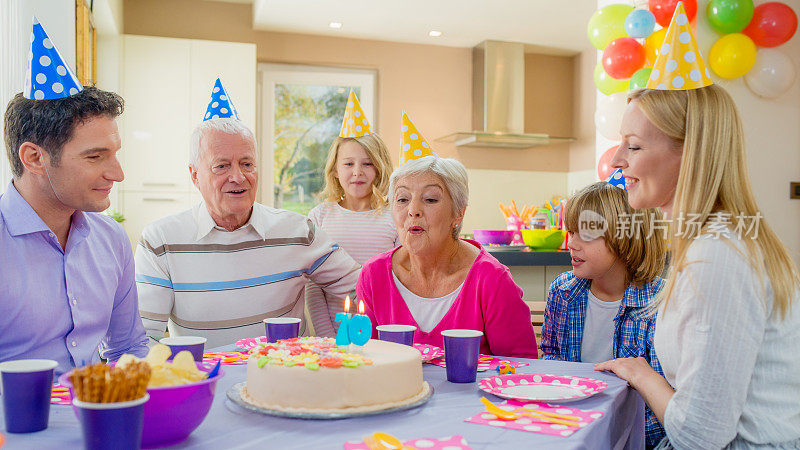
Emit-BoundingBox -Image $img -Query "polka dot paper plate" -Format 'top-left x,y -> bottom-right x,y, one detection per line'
413,343 -> 444,362
235,336 -> 268,350
479,374 -> 607,403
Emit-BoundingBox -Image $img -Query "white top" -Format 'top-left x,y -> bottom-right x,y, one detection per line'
579,289 -> 620,363
135,202 -> 360,348
306,202 -> 398,336
392,271 -> 463,333
653,223 -> 800,449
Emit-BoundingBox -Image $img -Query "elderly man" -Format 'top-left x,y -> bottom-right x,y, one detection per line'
135,118 -> 360,347
1,87 -> 150,374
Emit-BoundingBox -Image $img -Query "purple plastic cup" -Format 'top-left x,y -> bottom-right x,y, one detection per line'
0,359 -> 58,433
264,317 -> 301,342
441,329 -> 483,383
159,336 -> 207,362
74,393 -> 149,450
376,324 -> 417,346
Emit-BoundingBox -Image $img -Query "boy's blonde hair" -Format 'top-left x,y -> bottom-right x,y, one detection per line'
630,84 -> 799,319
320,134 -> 393,211
564,182 -> 666,286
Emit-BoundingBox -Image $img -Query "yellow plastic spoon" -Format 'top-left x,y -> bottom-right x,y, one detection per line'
480,397 -> 580,427
363,432 -> 416,450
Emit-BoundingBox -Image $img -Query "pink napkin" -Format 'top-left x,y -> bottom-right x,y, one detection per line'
427,355 -> 529,372
465,400 -> 603,437
344,434 -> 470,449
51,384 -> 71,405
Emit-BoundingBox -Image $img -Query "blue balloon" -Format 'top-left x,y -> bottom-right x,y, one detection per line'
624,9 -> 656,39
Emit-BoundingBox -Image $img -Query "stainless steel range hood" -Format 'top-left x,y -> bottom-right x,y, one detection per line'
437,40 -> 574,149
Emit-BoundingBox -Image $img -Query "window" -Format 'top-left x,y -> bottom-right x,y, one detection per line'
258,64 -> 376,214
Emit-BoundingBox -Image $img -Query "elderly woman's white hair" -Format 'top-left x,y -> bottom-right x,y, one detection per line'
189,118 -> 256,167
389,156 -> 469,239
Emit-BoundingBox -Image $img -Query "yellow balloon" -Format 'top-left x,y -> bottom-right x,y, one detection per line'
644,28 -> 667,66
708,33 -> 757,79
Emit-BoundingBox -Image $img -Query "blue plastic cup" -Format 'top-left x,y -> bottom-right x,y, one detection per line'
159,336 -> 207,362
0,359 -> 58,433
376,324 -> 417,346
441,329 -> 483,383
263,317 -> 301,343
74,393 -> 149,450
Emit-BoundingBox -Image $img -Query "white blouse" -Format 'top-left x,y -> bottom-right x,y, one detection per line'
653,226 -> 800,449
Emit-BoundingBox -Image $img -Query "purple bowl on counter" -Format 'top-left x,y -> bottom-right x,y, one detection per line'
59,361 -> 224,448
472,229 -> 514,245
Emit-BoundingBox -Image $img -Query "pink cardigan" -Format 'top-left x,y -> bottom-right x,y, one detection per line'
357,240 -> 538,358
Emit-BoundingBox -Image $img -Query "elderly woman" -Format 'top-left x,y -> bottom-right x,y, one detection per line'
596,84 -> 800,449
357,156 -> 538,358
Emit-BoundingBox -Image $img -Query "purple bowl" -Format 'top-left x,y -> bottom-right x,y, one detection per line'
472,229 -> 514,245
59,362 -> 224,448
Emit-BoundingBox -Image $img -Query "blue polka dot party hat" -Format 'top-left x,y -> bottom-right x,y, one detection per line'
24,17 -> 83,100
203,78 -> 239,121
607,168 -> 627,190
399,111 -> 435,166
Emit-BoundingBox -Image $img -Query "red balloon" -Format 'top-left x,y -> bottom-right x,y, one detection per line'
743,2 -> 798,48
602,38 -> 646,80
597,145 -> 619,180
649,0 -> 698,27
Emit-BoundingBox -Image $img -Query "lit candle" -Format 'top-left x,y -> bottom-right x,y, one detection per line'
348,299 -> 372,347
335,295 -> 352,347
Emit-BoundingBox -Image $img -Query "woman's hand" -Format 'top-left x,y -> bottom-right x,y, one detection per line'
595,357 -> 674,423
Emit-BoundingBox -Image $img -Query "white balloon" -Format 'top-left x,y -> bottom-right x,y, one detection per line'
744,49 -> 796,99
595,92 -> 628,140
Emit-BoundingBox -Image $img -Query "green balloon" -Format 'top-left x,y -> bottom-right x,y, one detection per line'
629,67 -> 653,90
707,0 -> 754,34
588,4 -> 635,50
594,62 -> 628,95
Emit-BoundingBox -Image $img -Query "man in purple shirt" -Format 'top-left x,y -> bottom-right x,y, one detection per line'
0,87 -> 149,375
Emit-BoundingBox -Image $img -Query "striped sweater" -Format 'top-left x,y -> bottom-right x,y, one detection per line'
134,202 -> 361,348
305,202 -> 398,336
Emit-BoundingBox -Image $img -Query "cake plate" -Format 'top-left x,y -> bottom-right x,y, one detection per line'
226,382 -> 433,420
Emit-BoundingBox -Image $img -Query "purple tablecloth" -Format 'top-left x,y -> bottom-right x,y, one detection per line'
1,347 -> 644,449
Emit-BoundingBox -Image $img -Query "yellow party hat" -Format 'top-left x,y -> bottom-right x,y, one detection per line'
400,111 -> 434,165
339,91 -> 374,138
646,2 -> 713,90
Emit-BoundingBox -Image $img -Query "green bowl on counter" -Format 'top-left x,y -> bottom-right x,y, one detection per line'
521,229 -> 566,250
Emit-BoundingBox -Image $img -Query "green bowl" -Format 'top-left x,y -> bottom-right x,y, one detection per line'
521,229 -> 566,250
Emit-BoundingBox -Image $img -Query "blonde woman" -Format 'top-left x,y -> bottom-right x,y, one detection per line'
305,134 -> 397,336
596,85 -> 800,449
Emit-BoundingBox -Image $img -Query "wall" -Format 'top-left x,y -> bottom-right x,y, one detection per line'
568,48 -> 599,194
123,0 -> 583,231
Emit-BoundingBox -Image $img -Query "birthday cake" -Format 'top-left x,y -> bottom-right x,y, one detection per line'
241,337 -> 429,413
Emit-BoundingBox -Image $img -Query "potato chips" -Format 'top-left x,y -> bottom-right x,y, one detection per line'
118,344 -> 205,387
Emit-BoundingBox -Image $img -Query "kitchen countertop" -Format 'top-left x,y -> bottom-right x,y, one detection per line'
486,249 -> 571,266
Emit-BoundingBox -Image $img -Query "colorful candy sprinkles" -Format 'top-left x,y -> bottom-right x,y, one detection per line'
248,337 -> 373,371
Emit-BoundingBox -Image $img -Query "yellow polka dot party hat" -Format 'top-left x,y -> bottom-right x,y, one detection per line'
399,111 -> 434,165
646,1 -> 713,90
339,90 -> 374,138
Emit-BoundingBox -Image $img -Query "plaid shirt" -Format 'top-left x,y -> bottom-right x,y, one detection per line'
541,271 -> 666,447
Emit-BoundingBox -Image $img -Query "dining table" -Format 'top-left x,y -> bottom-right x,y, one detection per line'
0,346 -> 645,449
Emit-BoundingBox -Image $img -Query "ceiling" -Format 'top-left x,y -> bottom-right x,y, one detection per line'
243,0 -> 598,54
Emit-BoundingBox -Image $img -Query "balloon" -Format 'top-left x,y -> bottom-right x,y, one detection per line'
629,67 -> 654,90
706,0 -> 754,34
644,27 -> 667,65
744,48 -> 796,98
625,9 -> 656,38
649,0 -> 698,27
597,145 -> 620,181
588,4 -> 635,50
743,2 -> 798,47
594,62 -> 629,95
596,92 -> 629,140
602,37 -> 647,79
709,33 -> 757,79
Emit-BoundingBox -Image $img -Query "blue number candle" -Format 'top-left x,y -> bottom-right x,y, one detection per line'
335,295 -> 352,346
348,300 -> 373,346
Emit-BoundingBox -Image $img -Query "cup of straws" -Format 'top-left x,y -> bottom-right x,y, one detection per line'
68,361 -> 152,450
